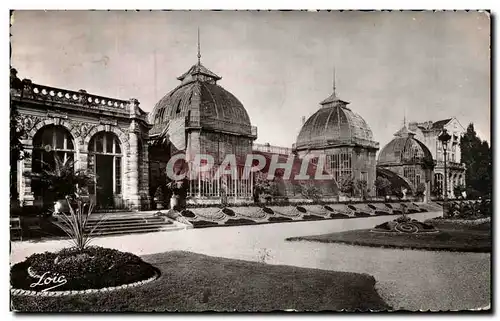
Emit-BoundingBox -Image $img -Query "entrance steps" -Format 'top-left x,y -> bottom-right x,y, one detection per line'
83,212 -> 183,237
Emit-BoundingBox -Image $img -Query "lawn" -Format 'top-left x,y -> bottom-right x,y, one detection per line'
11,251 -> 389,312
286,223 -> 491,253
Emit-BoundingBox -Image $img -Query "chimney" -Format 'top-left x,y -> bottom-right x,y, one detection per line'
301,116 -> 306,125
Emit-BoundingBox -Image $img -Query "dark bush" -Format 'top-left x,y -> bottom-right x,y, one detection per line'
374,222 -> 390,230
354,212 -> 371,217
407,209 -> 420,214
225,218 -> 256,225
181,210 -> 195,218
324,205 -> 334,212
392,210 -> 402,215
302,214 -> 324,220
262,207 -> 274,215
11,246 -> 156,291
268,216 -> 293,222
192,220 -> 220,228
330,213 -> 349,219
419,208 -> 428,213
385,203 -> 393,209
367,204 -> 377,210
296,206 -> 307,213
222,208 -> 235,217
348,205 -> 357,211
374,210 -> 390,216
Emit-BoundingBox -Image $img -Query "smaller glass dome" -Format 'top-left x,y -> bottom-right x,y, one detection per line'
377,125 -> 434,167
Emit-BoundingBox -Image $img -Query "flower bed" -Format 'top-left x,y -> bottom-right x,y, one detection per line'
225,218 -> 256,225
354,212 -> 371,218
330,213 -> 350,219
268,216 -> 293,222
10,247 -> 157,293
372,216 -> 438,234
426,217 -> 490,230
191,220 -> 220,228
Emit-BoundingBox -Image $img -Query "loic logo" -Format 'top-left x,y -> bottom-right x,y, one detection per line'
30,272 -> 67,292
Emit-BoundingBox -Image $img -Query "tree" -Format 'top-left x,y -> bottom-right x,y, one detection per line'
354,179 -> 368,199
374,177 -> 391,198
298,182 -> 322,201
416,182 -> 426,200
460,123 -> 492,198
338,175 -> 355,197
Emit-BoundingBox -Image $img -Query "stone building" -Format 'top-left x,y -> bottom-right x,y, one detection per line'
148,55 -> 258,204
292,85 -> 379,197
408,118 -> 466,198
377,124 -> 435,201
11,68 -> 151,210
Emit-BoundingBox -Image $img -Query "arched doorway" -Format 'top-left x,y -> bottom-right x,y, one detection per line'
32,125 -> 76,206
88,132 -> 122,209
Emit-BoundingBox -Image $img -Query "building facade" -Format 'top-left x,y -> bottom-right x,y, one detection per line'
148,59 -> 258,204
292,87 -> 379,196
408,118 -> 466,198
11,69 -> 152,210
377,125 -> 434,201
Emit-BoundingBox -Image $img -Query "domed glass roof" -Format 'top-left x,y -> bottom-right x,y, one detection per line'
295,91 -> 378,151
377,125 -> 434,166
149,62 -> 253,138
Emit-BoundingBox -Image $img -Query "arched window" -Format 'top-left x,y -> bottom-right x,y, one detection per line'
32,125 -> 75,173
88,132 -> 122,207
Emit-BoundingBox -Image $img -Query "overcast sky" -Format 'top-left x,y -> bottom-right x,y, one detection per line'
10,10 -> 490,148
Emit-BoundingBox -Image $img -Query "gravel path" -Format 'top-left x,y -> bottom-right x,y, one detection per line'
10,212 -> 490,311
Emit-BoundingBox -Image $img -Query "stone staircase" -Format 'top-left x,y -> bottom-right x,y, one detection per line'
84,212 -> 181,237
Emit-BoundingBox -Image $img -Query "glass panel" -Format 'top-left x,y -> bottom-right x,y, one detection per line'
115,157 -> 121,194
32,150 -> 42,172
106,133 -> 113,153
41,127 -> 53,147
67,136 -> 74,150
95,134 -> 104,153
55,130 -> 64,149
115,139 -> 121,154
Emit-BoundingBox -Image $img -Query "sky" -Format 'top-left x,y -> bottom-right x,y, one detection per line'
10,10 -> 491,148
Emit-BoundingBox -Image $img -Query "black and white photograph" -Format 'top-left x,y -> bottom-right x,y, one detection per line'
8,9 -> 491,312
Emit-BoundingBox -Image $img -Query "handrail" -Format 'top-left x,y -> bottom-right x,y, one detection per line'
253,143 -> 293,155
12,81 -> 129,110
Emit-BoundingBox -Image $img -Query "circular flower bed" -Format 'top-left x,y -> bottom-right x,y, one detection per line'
371,216 -> 438,234
11,246 -> 158,293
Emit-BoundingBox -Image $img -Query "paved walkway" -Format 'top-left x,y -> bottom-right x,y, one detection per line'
10,212 -> 490,311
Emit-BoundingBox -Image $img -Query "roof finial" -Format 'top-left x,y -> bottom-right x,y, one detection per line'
403,107 -> 407,128
333,66 -> 337,97
197,27 -> 201,65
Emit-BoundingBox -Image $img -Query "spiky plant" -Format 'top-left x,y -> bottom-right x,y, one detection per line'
52,196 -> 107,252
36,153 -> 95,200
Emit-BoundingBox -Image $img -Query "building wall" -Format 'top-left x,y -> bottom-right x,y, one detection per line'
297,145 -> 377,197
409,118 -> 466,198
12,79 -> 151,211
